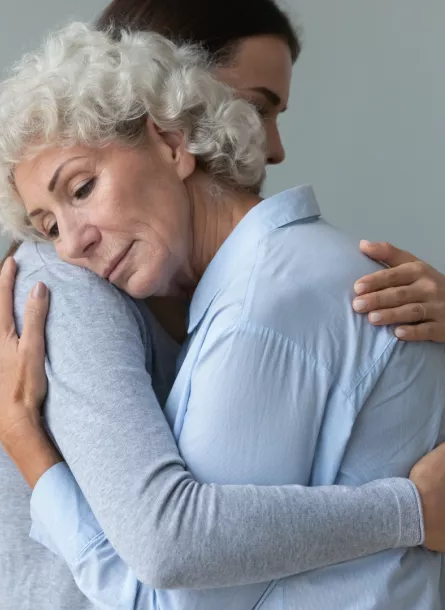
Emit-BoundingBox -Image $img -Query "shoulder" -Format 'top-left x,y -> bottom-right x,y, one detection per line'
13,242 -> 146,343
238,218 -> 389,335
256,218 -> 383,298
207,218 -> 396,384
14,241 -> 126,299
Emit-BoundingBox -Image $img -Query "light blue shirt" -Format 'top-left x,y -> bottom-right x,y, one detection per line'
30,186 -> 445,609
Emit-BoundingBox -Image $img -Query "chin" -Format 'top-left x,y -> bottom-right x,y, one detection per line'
123,269 -> 172,300
124,279 -> 156,299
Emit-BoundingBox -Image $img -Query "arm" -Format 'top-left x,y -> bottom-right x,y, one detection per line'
26,462 -> 417,608
353,240 -> 445,342
0,255 -> 435,594
30,463 -> 151,610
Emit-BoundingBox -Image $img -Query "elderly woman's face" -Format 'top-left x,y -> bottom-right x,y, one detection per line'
14,124 -> 197,298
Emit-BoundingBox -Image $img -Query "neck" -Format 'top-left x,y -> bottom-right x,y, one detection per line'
184,172 -> 261,290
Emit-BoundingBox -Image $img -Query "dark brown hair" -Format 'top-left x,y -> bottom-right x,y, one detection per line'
96,0 -> 301,64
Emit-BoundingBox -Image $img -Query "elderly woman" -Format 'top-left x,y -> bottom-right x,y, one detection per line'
1,23 -> 445,610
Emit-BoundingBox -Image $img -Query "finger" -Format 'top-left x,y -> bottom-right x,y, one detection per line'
0,257 -> 17,336
410,442 -> 445,478
423,442 -> 445,460
359,240 -> 418,268
354,263 -> 422,296
20,282 -> 49,362
353,284 -> 422,313
394,322 -> 442,343
366,303 -> 427,326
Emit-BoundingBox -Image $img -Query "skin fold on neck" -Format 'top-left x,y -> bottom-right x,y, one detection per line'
148,174 -> 262,343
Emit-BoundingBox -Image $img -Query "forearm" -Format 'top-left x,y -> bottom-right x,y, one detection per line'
31,458 -> 422,590
107,469 -> 422,588
2,421 -> 62,488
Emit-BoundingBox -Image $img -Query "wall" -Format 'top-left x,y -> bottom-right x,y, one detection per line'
266,0 -> 445,271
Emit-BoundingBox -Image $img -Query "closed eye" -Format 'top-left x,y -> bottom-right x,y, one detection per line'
47,223 -> 59,239
74,178 -> 96,200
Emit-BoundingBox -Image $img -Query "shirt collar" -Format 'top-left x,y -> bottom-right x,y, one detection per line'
188,185 -> 321,333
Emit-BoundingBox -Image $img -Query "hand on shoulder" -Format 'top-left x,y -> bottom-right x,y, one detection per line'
352,241 -> 445,343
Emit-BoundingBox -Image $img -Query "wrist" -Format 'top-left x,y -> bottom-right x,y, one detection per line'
2,421 -> 63,488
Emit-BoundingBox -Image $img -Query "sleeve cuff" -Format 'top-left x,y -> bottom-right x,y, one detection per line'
30,462 -> 104,565
384,477 -> 425,547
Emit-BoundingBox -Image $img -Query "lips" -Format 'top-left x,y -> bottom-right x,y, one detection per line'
103,243 -> 133,281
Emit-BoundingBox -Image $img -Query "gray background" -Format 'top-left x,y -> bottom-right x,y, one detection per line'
1,0 -> 444,270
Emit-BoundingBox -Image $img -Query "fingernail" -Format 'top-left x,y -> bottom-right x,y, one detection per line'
360,240 -> 373,247
395,328 -> 406,339
354,282 -> 366,295
353,299 -> 367,311
369,312 -> 382,323
32,282 -> 47,299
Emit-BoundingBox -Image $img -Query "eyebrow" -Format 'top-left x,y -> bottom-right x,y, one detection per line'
28,208 -> 45,220
27,156 -> 87,222
248,86 -> 285,109
48,156 -> 86,192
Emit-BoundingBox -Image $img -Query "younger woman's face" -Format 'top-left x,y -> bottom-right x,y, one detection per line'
216,35 -> 293,165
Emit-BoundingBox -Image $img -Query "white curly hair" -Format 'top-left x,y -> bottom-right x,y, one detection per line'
0,22 -> 266,241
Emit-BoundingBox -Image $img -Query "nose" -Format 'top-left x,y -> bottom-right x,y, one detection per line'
266,121 -> 286,165
57,219 -> 101,261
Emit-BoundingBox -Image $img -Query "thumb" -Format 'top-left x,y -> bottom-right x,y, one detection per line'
20,282 -> 49,361
360,240 -> 418,268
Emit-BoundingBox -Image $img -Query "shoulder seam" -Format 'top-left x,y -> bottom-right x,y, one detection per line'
345,335 -> 397,399
237,318 -> 334,376
235,319 -> 397,406
19,264 -> 48,284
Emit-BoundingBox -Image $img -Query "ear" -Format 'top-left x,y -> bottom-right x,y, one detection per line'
146,117 -> 196,180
